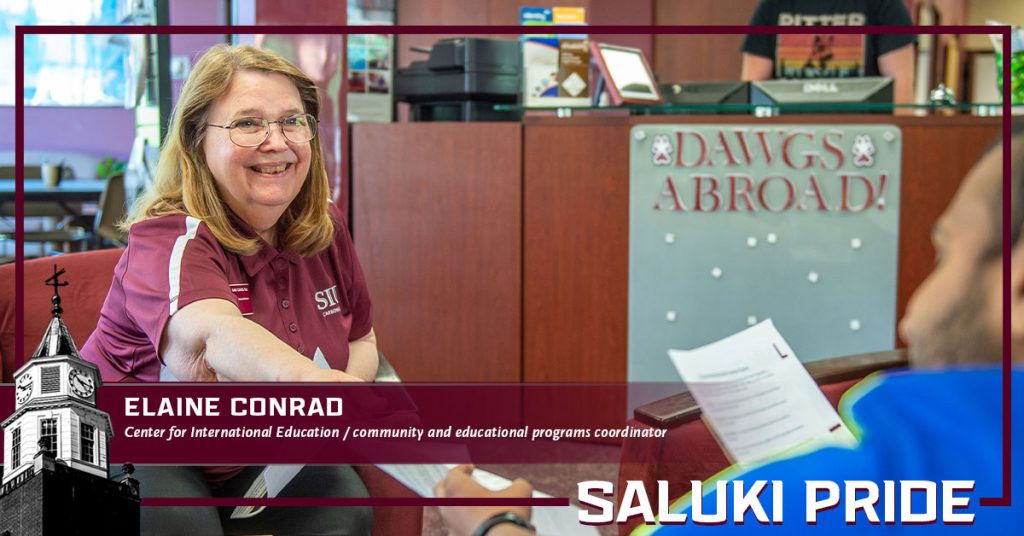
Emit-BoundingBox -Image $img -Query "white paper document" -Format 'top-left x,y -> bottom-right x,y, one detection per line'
377,464 -> 599,536
668,319 -> 856,465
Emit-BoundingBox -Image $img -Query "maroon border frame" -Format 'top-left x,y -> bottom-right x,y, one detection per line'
12,23 -> 1013,510
142,497 -> 567,507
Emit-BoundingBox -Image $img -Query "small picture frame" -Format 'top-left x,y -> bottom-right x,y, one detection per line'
589,42 -> 663,105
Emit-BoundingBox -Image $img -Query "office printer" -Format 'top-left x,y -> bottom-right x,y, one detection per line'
395,37 -> 521,121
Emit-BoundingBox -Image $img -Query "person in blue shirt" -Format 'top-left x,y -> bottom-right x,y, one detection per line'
435,124 -> 1024,534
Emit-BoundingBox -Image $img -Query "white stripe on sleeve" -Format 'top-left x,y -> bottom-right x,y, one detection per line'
168,216 -> 202,316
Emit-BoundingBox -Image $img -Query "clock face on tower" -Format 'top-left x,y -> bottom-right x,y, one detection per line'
69,368 -> 95,399
16,374 -> 33,404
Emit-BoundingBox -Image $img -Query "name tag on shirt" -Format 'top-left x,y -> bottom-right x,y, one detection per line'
229,283 -> 254,316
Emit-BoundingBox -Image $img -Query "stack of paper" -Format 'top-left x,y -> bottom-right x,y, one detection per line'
668,319 -> 856,465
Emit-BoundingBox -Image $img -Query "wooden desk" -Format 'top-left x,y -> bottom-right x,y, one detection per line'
352,115 -> 1000,382
522,114 -> 998,382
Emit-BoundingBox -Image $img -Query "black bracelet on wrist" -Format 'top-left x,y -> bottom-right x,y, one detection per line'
472,511 -> 536,536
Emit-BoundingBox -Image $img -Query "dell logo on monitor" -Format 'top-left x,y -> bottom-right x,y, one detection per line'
803,81 -> 839,94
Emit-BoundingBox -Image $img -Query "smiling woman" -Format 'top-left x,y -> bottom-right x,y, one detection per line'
124,44 -> 335,258
77,44 -> 377,536
201,70 -> 314,244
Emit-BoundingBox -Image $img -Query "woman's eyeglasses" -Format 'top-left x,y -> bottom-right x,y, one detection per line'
207,113 -> 318,147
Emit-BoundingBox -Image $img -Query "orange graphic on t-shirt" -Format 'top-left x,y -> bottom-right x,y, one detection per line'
776,33 -> 865,79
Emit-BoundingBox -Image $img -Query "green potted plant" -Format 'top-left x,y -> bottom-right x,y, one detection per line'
95,156 -> 126,180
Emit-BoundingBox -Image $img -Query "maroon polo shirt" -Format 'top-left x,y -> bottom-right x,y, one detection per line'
80,203 -> 373,383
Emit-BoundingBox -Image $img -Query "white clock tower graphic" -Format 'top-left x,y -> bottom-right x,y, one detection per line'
2,266 -> 113,484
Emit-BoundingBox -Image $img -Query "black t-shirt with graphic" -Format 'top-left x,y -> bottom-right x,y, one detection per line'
741,0 -> 916,79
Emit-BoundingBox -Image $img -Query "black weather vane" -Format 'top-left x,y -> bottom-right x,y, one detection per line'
44,264 -> 68,317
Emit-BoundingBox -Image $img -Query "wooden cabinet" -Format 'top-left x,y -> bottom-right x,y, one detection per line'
352,123 -> 523,382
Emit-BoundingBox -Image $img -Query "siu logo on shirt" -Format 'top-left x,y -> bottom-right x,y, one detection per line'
315,284 -> 343,317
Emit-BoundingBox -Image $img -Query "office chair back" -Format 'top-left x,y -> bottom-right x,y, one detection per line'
94,173 -> 127,245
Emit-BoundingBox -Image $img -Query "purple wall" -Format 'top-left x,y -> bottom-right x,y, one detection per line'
1,0 -> 225,161
18,107 -> 137,157
0,99 -> 137,161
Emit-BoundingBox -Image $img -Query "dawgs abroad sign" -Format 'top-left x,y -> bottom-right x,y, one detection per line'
647,126 -> 893,214
627,124 -> 901,383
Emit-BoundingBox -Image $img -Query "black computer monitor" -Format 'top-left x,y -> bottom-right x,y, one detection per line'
659,81 -> 749,106
749,77 -> 893,112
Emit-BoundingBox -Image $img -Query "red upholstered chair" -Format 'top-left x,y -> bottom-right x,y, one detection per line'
0,248 -> 124,377
0,250 -> 423,535
616,350 -> 908,535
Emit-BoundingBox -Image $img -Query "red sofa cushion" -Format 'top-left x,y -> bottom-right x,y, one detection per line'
0,248 -> 125,381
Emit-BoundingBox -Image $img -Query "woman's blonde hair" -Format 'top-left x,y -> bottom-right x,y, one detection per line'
123,44 -> 334,256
